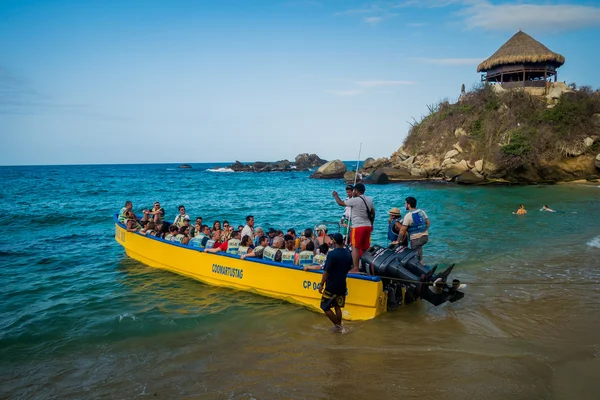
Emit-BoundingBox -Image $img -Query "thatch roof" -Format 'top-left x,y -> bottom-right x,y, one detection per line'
477,31 -> 565,72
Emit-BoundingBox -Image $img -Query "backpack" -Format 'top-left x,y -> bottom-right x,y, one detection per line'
358,196 -> 375,225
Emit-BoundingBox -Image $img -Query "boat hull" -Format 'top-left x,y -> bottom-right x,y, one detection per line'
114,219 -> 387,321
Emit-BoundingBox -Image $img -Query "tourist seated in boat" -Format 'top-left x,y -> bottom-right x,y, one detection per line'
204,231 -> 241,254
303,244 -> 329,271
119,201 -> 142,224
174,226 -> 191,245
280,234 -> 296,264
242,235 -> 269,260
165,225 -> 179,241
190,217 -> 203,236
155,221 -> 170,238
173,205 -> 190,228
253,227 -> 264,246
125,210 -> 143,232
237,225 -> 244,234
298,241 -> 315,267
139,221 -> 157,236
301,228 -> 319,252
141,202 -> 164,225
262,236 -> 284,262
267,228 -> 277,245
206,229 -> 222,248
238,235 -> 254,256
212,220 -> 222,234
221,224 -> 233,241
315,225 -> 333,247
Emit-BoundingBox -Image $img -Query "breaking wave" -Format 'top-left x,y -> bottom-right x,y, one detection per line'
207,167 -> 234,173
587,236 -> 600,249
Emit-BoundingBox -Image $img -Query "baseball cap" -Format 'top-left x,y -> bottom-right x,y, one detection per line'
332,233 -> 344,245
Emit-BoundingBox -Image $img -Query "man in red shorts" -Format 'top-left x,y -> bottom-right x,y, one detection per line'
332,182 -> 375,273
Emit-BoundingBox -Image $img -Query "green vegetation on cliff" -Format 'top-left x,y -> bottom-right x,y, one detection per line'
403,84 -> 600,181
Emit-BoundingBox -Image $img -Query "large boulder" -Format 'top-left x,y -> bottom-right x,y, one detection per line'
362,157 -> 376,169
454,128 -> 467,137
378,167 -> 417,181
444,149 -> 460,160
310,159 -> 347,179
295,153 -> 327,170
596,153 -> 600,170
442,160 -> 469,179
363,169 -> 390,184
474,159 -> 484,173
455,170 -> 486,185
344,171 -> 358,183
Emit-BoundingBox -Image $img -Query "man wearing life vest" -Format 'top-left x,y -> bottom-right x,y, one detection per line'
242,236 -> 269,260
119,201 -> 139,223
400,196 -> 430,264
173,205 -> 190,228
262,236 -> 284,262
332,183 -> 375,273
204,231 -> 241,254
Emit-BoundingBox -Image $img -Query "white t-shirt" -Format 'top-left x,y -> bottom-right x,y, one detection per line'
173,213 -> 190,226
241,225 -> 254,240
344,195 -> 374,228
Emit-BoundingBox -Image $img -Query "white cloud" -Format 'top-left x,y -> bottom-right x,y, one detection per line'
462,1 -> 600,32
412,57 -> 483,66
364,16 -> 384,24
355,80 -> 417,87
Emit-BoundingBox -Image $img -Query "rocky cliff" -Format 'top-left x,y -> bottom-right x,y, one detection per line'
358,84 -> 600,184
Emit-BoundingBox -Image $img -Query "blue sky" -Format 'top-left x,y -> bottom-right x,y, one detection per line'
1,0 -> 599,165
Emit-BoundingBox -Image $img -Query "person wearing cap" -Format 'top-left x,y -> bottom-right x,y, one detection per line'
315,224 -> 333,247
332,182 -> 375,273
387,207 -> 405,246
266,228 -> 277,245
173,205 -> 190,228
317,233 -> 352,330
400,196 -> 430,264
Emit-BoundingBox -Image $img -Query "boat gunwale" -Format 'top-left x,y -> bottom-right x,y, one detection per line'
113,214 -> 381,283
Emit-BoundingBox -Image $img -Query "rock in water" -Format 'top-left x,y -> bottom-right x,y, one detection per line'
295,153 -> 327,170
362,157 -> 376,169
178,164 -> 192,169
456,170 -> 485,185
363,169 -> 389,184
310,160 -> 347,179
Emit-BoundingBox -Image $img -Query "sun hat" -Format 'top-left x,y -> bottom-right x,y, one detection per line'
316,224 -> 327,232
388,207 -> 401,216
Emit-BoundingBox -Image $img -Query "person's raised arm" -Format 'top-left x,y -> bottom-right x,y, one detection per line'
332,191 -> 346,207
399,225 -> 408,242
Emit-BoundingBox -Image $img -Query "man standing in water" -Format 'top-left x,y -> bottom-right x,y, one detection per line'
318,233 -> 352,331
332,183 -> 374,273
400,196 -> 430,264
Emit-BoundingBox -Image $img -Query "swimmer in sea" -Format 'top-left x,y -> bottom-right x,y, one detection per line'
513,204 -> 527,215
540,205 -> 556,212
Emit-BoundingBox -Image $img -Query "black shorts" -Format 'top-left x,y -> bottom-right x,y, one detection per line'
320,290 -> 346,311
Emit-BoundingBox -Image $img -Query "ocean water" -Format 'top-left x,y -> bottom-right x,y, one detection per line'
1,163 -> 600,399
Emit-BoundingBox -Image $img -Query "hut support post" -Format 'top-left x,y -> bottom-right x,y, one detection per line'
522,69 -> 526,87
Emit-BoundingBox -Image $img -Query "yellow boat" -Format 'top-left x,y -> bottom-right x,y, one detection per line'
114,216 -> 388,320
114,216 -> 463,321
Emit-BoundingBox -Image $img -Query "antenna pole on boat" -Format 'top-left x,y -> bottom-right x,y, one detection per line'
346,142 -> 363,246
353,142 -> 362,186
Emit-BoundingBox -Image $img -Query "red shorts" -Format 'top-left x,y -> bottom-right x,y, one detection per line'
351,226 -> 372,251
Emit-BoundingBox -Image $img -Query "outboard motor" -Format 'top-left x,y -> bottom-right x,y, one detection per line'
361,245 -> 464,310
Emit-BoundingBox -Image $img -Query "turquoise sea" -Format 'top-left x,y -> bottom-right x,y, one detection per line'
1,163 -> 600,399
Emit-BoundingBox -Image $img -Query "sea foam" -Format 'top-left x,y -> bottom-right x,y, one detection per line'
207,167 -> 234,173
587,236 -> 600,249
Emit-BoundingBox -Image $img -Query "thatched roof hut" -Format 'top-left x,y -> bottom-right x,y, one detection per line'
478,31 -> 565,88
